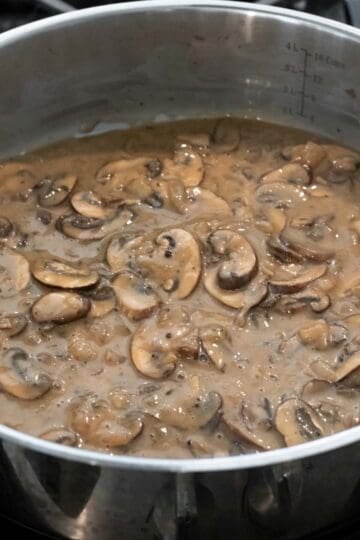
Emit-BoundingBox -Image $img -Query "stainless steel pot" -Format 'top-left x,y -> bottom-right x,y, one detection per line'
0,2 -> 359,538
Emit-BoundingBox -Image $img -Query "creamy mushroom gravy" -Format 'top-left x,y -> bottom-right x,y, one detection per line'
0,118 -> 359,458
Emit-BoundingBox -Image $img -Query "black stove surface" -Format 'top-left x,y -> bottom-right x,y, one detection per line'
3,513 -> 360,540
0,1 -> 360,539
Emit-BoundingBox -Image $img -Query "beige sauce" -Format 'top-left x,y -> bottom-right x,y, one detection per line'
0,118 -> 359,458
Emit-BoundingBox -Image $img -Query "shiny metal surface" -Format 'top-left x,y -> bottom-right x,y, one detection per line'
0,2 -> 359,538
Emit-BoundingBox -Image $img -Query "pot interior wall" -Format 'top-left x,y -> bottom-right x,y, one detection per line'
0,2 -> 358,159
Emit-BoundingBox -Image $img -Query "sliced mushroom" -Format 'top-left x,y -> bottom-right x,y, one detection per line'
186,433 -> 230,458
38,174 -> 77,207
155,389 -> 222,430
261,163 -> 310,185
131,315 -> 197,378
166,178 -> 188,213
32,292 -> 90,324
96,157 -> 154,202
0,348 -> 52,400
207,230 -> 258,290
275,398 -> 325,446
56,207 -> 134,241
137,229 -> 201,300
167,181 -> 231,216
31,255 -> 99,289
302,378 -> 360,430
281,228 -> 334,262
87,286 -> 116,318
0,248 -> 30,297
108,229 -> 201,300
0,314 -> 27,338
275,287 -> 330,314
113,273 -> 160,320
333,351 -> 360,385
269,264 -> 327,294
0,162 -> 36,201
199,326 -> 232,371
302,379 -> 337,405
40,427 -> 78,446
71,191 -> 116,219
255,208 -> 286,235
125,176 -> 163,208
211,119 -> 240,153
268,228 -> 334,263
298,320 -> 330,350
256,182 -> 307,209
290,213 -> 334,242
282,142 -> 326,169
162,144 -> 204,187
205,267 -> 267,312
106,234 -> 144,272
223,399 -> 284,450
143,376 -> 222,430
267,235 -> 303,263
70,394 -> 143,447
185,188 -> 231,215
324,145 -> 360,183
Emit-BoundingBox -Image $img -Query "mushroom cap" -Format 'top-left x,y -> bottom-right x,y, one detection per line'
70,394 -> 143,447
275,398 -> 325,446
334,351 -> 360,384
274,287 -> 330,314
131,316 -> 197,379
0,313 -> 27,338
282,142 -> 327,169
222,399 -> 284,450
199,325 -> 232,371
297,319 -> 330,351
71,191 -> 116,220
38,174 -> 77,207
32,292 -> 90,324
87,286 -> 116,318
0,248 -> 30,297
279,228 -> 334,262
162,144 -> 204,187
152,228 -> 201,299
96,157 -> 156,202
110,229 -> 202,300
301,379 -> 336,404
40,427 -> 78,446
106,235 -> 144,272
57,207 -> 134,241
154,387 -> 222,430
261,163 -> 311,185
256,182 -> 307,209
31,255 -> 99,289
207,229 -> 258,290
0,348 -> 52,400
269,264 -> 327,294
204,269 -> 267,311
185,188 -> 231,216
113,273 -> 160,321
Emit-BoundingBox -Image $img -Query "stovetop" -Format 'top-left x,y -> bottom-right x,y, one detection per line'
0,1 -> 360,539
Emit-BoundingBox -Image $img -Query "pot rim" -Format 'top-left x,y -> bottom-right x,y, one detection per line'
0,0 -> 359,472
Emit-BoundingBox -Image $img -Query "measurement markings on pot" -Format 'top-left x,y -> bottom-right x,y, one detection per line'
282,42 -> 345,123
